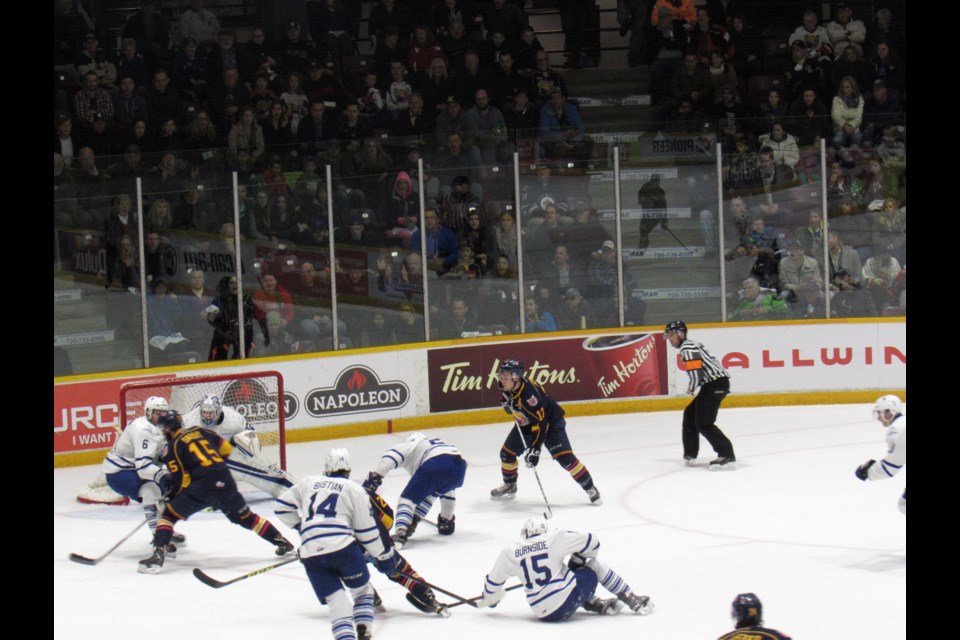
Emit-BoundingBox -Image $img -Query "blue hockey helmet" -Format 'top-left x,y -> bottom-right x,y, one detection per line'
498,359 -> 525,379
731,593 -> 762,627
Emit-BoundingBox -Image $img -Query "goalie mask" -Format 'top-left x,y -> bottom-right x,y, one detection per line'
325,448 -> 351,476
521,516 -> 548,539
144,396 -> 169,421
200,394 -> 222,427
872,394 -> 902,425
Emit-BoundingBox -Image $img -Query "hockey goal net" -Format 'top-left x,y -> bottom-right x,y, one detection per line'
77,370 -> 286,505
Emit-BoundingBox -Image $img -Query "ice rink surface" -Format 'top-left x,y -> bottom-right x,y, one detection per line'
54,404 -> 906,640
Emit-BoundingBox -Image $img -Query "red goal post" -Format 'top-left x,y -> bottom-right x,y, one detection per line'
120,370 -> 287,469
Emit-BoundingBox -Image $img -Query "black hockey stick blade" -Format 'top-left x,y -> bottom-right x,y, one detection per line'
193,556 -> 299,589
68,553 -> 99,566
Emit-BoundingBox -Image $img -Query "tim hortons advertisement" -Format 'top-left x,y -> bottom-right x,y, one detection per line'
427,334 -> 669,412
54,375 -> 168,454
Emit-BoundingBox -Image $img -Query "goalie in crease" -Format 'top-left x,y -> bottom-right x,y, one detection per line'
182,394 -> 296,498
102,396 -> 186,552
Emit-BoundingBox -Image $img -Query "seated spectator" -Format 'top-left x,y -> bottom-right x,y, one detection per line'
829,267 -> 875,317
409,206 -> 459,273
249,72 -> 277,122
460,207 -> 493,271
260,310 -> 295,356
488,209 -> 519,268
826,2 -> 866,60
277,21 -> 318,78
78,113 -> 122,157
435,131 -> 484,197
75,146 -> 110,202
356,71 -> 387,126
208,65 -> 251,134
154,117 -> 184,152
146,69 -> 182,130
786,87 -> 829,147
516,296 -> 557,333
391,302 -> 424,344
73,70 -> 115,130
830,44 -> 870,95
830,76 -> 864,150
146,198 -> 175,238
789,281 -> 827,319
515,26 -> 545,77
728,276 -> 788,321
538,88 -> 587,161
527,50 -> 566,105
826,231 -> 863,288
116,38 -> 150,91
757,121 -> 800,170
352,138 -> 395,211
441,241 -> 483,279
712,84 -> 753,144
173,37 -> 209,104
554,287 -> 595,330
585,239 -> 635,303
865,9 -> 902,61
867,196 -> 906,264
374,26 -> 408,77
302,58 -> 351,106
438,295 -> 478,339
743,237 -> 780,290
386,60 -> 415,118
453,50 -> 494,110
861,246 -> 902,311
493,51 -> 525,108
788,9 -> 833,65
407,25 -> 446,75
876,126 -> 906,164
360,309 -> 395,347
227,107 -> 265,175
467,88 -> 511,163
794,209 -> 825,262
666,50 -> 713,113
438,175 -> 483,233
861,79 -> 904,149
75,33 -> 118,90
869,40 -> 904,97
177,269 -> 215,346
106,234 -> 140,291
296,101 -> 334,156
705,49 -> 737,101
525,204 -> 572,274
440,18 -> 472,72
180,0 -> 220,50
783,40 -> 828,102
337,213 -> 383,247
650,0 -> 696,27
777,237 -> 822,303
113,75 -> 149,129
238,27 -> 277,82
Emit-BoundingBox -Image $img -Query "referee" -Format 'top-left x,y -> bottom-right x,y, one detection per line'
664,321 -> 737,470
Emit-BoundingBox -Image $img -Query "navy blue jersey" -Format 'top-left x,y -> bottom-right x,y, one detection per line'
500,378 -> 565,449
717,625 -> 792,640
160,427 -> 232,495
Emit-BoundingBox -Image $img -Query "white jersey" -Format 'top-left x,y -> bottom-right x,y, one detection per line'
372,436 -> 461,478
181,405 -> 250,442
483,529 -> 601,619
275,474 -> 387,560
102,416 -> 165,481
868,414 -> 906,481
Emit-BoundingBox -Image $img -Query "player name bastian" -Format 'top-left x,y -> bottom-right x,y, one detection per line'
515,540 -> 549,557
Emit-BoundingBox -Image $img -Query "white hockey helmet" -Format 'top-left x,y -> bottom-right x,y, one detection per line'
407,432 -> 427,443
325,448 -> 351,475
200,394 -> 222,426
144,396 -> 169,421
521,516 -> 548,539
873,394 -> 902,423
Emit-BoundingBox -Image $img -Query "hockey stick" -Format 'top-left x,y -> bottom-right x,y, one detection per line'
514,424 -> 553,519
447,583 -> 525,609
69,517 -> 150,566
192,556 -> 299,588
399,573 -> 482,608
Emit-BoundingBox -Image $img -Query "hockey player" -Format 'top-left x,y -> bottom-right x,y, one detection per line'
103,396 -> 186,552
490,359 -> 602,505
362,432 -> 467,547
276,448 -> 398,640
366,490 -> 450,617
664,321 -> 737,470
139,410 -> 294,573
717,593 -> 792,640
182,394 -> 295,497
855,394 -> 907,515
477,516 -> 653,621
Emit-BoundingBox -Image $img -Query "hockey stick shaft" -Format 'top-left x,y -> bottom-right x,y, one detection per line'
514,423 -> 553,518
192,556 -> 299,588
447,583 -> 524,609
398,573 -> 480,607
69,517 -> 150,566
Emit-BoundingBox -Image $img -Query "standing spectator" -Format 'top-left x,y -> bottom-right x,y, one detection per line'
179,0 -> 220,50
204,275 -> 265,360
490,359 -> 600,502
308,0 -> 357,65
618,0 -> 651,68
663,320 -> 736,469
650,0 -> 696,26
75,33 -> 118,89
637,173 -> 668,250
718,593 -> 793,640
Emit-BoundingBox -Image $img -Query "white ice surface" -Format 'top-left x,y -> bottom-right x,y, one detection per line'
54,404 -> 906,639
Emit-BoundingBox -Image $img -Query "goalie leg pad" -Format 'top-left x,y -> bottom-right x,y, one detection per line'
226,453 -> 296,498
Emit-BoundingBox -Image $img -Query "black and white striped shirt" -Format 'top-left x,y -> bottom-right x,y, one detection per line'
677,339 -> 729,393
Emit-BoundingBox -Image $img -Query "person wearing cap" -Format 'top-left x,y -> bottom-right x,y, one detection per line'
861,78 -> 903,148
554,287 -> 595,331
743,235 -> 780,290
278,21 -> 319,77
538,87 -> 586,161
75,32 -> 118,89
179,0 -> 220,49
826,2 -> 866,61
777,236 -> 821,303
438,175 -> 484,233
586,239 -> 635,303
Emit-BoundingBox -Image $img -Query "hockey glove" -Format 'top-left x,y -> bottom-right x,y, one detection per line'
524,448 -> 541,468
855,459 -> 876,481
568,552 -> 589,570
232,430 -> 261,456
477,589 -> 506,609
376,548 -> 398,575
154,470 -> 174,497
362,472 -> 384,494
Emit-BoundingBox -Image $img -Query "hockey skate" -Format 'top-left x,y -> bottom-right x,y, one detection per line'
586,487 -> 603,505
171,532 -> 187,546
490,482 -> 517,500
683,456 -> 697,467
708,456 -> 736,471
405,515 -> 421,538
583,597 -> 623,615
357,623 -> 372,640
164,543 -> 178,559
437,515 -> 455,535
137,546 -> 166,574
273,534 -> 295,556
391,526 -> 410,548
619,591 -> 654,615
